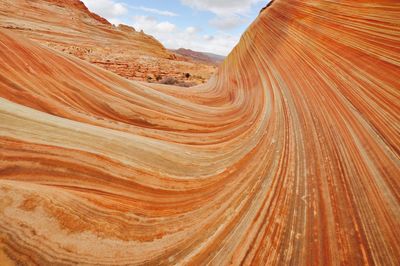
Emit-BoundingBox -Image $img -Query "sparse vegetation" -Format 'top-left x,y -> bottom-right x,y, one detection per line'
158,76 -> 196,87
160,76 -> 178,85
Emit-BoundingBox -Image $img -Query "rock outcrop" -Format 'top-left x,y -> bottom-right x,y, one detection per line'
43,0 -> 113,25
117,24 -> 137,33
0,0 -> 399,265
0,0 -> 215,85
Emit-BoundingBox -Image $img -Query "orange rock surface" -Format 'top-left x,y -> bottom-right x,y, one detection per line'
0,0 -> 215,85
0,0 -> 399,265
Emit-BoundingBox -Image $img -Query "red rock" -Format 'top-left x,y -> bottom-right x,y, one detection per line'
0,0 -> 399,265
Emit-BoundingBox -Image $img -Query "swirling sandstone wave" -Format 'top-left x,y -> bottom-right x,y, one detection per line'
0,0 -> 399,265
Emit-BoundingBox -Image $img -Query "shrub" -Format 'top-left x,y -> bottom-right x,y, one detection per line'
160,77 -> 177,85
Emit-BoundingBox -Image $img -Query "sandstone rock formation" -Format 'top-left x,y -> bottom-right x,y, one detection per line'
0,0 -> 215,86
0,0 -> 399,265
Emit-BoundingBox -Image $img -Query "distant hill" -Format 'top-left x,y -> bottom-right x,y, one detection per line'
202,52 -> 226,63
171,48 -> 225,65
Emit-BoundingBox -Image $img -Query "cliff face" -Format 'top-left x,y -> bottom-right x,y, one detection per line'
0,0 -> 399,265
0,0 -> 215,85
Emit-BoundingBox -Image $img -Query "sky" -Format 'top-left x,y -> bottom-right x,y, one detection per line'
81,0 -> 269,56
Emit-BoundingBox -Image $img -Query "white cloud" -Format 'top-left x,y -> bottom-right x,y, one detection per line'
209,15 -> 247,30
81,0 -> 128,19
131,15 -> 174,32
131,16 -> 236,55
156,21 -> 176,32
130,6 -> 178,17
185,26 -> 198,34
203,35 -> 214,41
168,31 -> 238,56
181,0 -> 265,30
180,0 -> 263,16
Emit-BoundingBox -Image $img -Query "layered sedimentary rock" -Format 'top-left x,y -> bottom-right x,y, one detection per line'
0,0 -> 399,265
0,0 -> 215,85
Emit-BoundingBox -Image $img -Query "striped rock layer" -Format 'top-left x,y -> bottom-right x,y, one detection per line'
0,0 -> 399,265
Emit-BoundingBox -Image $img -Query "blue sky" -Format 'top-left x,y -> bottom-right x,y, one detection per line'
81,0 -> 269,55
